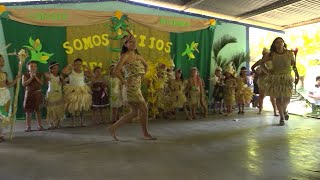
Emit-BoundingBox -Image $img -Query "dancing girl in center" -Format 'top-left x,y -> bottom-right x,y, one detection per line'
109,34 -> 156,141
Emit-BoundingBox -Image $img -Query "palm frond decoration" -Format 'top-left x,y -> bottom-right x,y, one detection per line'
229,52 -> 250,73
212,35 -> 237,59
216,55 -> 231,70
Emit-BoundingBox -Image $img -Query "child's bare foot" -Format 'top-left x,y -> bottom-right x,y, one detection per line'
25,127 -> 31,132
257,111 -> 262,115
109,126 -> 118,141
37,126 -> 44,131
143,134 -> 157,140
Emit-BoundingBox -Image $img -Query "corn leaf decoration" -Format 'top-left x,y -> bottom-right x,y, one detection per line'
23,37 -> 53,64
108,10 -> 132,52
109,10 -> 130,38
181,41 -> 199,60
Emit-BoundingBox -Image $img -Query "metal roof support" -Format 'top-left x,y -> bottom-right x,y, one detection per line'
181,0 -> 207,11
238,0 -> 302,19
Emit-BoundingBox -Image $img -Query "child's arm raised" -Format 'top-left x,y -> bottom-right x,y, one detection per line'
62,64 -> 73,75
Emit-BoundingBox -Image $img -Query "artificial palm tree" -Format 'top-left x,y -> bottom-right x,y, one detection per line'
211,35 -> 237,70
230,51 -> 250,73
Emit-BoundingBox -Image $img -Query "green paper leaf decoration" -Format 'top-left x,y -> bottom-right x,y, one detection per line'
0,11 -> 10,19
181,41 -> 199,60
28,37 -> 35,47
23,37 -> 54,64
22,45 -> 34,50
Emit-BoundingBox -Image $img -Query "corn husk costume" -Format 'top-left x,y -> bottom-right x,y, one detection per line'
46,62 -> 64,128
236,68 -> 254,104
223,63 -> 237,107
109,63 -> 123,108
0,73 -> 11,138
64,67 -> 92,114
264,50 -> 294,97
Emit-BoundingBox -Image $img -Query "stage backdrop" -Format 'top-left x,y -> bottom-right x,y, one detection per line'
1,9 -> 215,118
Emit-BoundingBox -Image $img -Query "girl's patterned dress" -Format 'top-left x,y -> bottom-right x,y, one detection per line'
123,60 -> 146,104
91,81 -> 108,109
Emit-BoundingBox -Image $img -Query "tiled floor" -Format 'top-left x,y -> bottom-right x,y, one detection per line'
0,110 -> 319,180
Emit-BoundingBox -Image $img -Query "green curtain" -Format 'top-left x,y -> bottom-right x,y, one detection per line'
1,19 -> 66,119
170,28 -> 214,89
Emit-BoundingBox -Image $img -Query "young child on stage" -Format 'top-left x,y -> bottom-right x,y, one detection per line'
91,66 -> 108,125
212,67 -> 225,114
22,61 -> 44,132
223,64 -> 237,116
187,67 -> 208,119
63,58 -> 93,127
109,63 -> 122,124
0,55 -> 19,141
236,67 -> 254,114
170,69 -> 191,120
45,61 -> 65,129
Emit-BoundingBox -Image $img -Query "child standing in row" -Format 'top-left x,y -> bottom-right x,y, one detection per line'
223,64 -> 237,116
0,55 -> 19,141
91,66 -> 108,125
212,67 -> 225,114
109,63 -> 123,124
236,67 -> 254,114
170,69 -> 190,120
22,61 -> 44,132
45,61 -> 65,129
63,58 -> 93,127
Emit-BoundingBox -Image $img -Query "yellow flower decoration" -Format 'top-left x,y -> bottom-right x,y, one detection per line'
114,10 -> 123,20
209,19 -> 216,26
157,57 -> 174,68
0,5 -> 6,13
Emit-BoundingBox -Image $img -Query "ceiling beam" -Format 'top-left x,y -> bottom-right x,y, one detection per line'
181,0 -> 207,11
238,0 -> 303,19
284,17 -> 320,29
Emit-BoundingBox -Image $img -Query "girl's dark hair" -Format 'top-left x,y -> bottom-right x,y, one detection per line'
27,60 -> 38,66
176,69 -> 183,81
73,58 -> 83,64
49,61 -> 60,74
270,37 -> 287,54
93,66 -> 101,73
121,35 -> 140,56
316,76 -> 320,81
